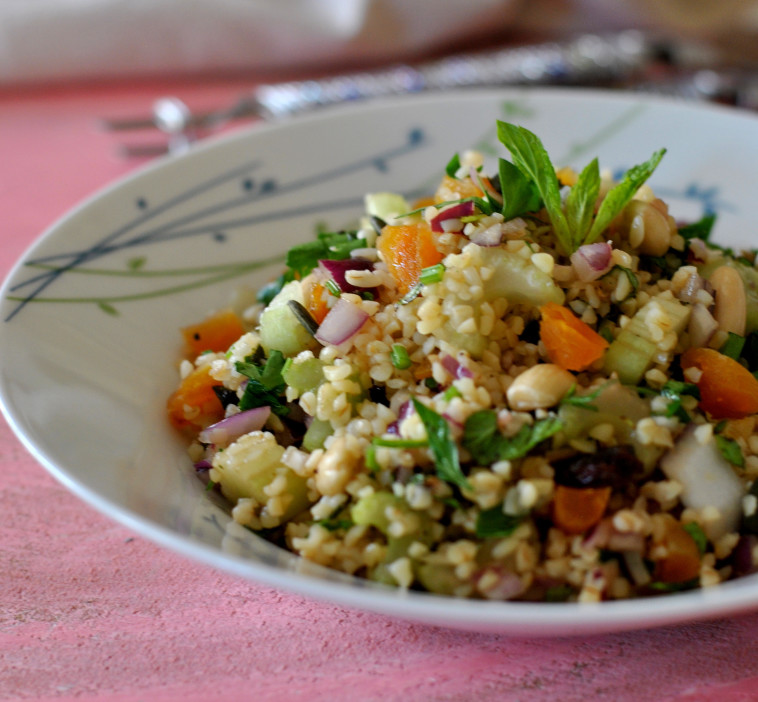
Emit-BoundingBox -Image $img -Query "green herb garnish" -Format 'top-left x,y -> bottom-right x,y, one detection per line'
475,506 -> 522,538
498,158 -> 541,221
371,437 -> 429,449
715,434 -> 745,467
658,380 -> 700,423
411,398 -> 471,491
462,410 -> 563,465
560,382 -> 611,412
390,344 -> 412,370
285,229 -> 364,279
496,120 -> 665,253
720,332 -> 746,361
419,263 -> 445,285
445,152 -> 461,177
235,349 -> 289,415
683,522 -> 708,555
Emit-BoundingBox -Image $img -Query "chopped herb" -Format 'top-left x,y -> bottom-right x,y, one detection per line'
658,380 -> 700,423
411,398 -> 471,491
424,377 -> 441,392
559,382 -> 610,412
441,496 -> 462,510
463,410 -> 563,465
365,444 -> 379,471
316,518 -> 354,532
407,473 -> 426,485
715,434 -> 745,467
235,349 -> 289,416
720,332 -> 746,361
324,278 -> 341,296
683,522 -> 708,555
443,386 -> 462,401
419,263 -> 445,285
285,229 -> 364,279
445,152 -> 461,177
613,265 -> 639,299
205,480 -> 215,492
360,291 -> 375,301
679,213 -> 716,242
371,437 -> 429,449
649,579 -> 698,592
286,299 -> 319,336
390,344 -> 412,370
475,506 -> 522,538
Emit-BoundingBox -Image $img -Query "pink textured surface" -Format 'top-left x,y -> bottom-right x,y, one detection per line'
4,79 -> 758,702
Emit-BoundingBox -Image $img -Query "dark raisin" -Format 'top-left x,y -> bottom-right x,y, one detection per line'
552,445 -> 642,489
520,318 -> 540,344
212,386 -> 238,409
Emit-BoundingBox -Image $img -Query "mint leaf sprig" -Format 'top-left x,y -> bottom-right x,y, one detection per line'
496,120 -> 666,254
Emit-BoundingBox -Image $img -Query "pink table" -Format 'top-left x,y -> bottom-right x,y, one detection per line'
4,78 -> 758,702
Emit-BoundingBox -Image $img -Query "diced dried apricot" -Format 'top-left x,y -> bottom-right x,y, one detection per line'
181,308 -> 245,358
307,281 -> 330,324
540,302 -> 609,372
654,516 -> 701,584
167,365 -> 224,432
377,221 -> 444,296
553,484 -> 611,534
681,347 -> 758,419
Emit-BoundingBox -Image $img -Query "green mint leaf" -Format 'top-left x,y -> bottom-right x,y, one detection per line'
315,518 -> 354,532
411,398 -> 471,491
559,382 -> 609,412
565,157 -> 600,245
496,121 -> 571,252
445,152 -> 461,177
679,213 -> 717,242
498,158 -> 542,221
585,147 -> 666,245
475,506 -> 522,538
716,434 -> 745,467
285,230 -> 363,278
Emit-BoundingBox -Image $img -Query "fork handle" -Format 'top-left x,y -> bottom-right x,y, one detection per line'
252,31 -> 652,119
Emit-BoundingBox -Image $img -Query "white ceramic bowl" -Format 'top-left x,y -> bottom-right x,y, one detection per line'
3,88 -> 758,636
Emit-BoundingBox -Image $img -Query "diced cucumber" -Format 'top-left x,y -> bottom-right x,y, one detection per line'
302,417 -> 333,451
365,192 -> 411,222
480,248 -> 565,307
258,280 -> 318,357
351,491 -> 402,534
603,294 -> 690,385
211,431 -> 310,521
282,356 -> 325,393
415,562 -> 461,596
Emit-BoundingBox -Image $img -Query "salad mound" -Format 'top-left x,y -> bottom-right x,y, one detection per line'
168,120 -> 758,602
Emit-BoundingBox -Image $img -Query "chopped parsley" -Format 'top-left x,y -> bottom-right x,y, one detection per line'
411,398 -> 471,491
715,434 -> 745,467
475,506 -> 522,538
462,410 -> 563,465
683,522 -> 708,555
235,349 -> 289,416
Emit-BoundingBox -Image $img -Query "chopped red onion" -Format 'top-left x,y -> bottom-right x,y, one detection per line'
440,353 -> 473,379
318,258 -> 375,294
476,567 -> 525,600
430,200 -> 475,233
570,242 -> 613,282
198,406 -> 271,447
315,298 -> 369,346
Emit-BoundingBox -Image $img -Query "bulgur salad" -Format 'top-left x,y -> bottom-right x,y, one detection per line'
168,120 -> 758,602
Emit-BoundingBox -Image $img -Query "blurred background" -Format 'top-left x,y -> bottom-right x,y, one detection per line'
1,0 -> 757,85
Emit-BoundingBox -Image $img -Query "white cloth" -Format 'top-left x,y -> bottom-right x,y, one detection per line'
0,0 -> 523,84
1,0 -> 756,85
